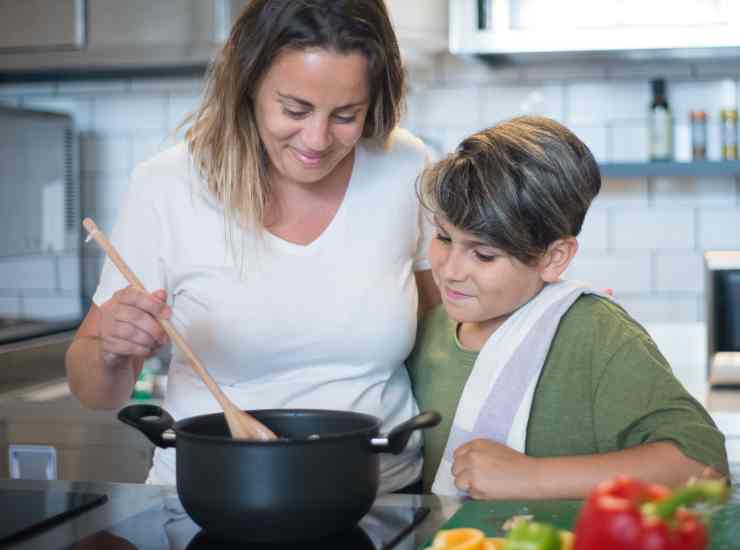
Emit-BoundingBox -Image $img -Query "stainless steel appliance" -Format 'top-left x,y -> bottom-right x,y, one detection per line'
0,106 -> 82,345
450,0 -> 740,60
705,250 -> 740,385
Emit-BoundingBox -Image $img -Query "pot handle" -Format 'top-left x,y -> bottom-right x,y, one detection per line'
371,411 -> 441,455
118,404 -> 176,449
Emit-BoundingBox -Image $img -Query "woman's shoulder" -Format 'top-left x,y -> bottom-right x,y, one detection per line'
128,141 -> 203,198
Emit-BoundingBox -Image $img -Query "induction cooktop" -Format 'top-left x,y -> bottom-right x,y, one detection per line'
64,496 -> 429,550
0,489 -> 107,545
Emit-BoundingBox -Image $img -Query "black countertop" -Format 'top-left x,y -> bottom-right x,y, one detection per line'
0,478 -> 459,550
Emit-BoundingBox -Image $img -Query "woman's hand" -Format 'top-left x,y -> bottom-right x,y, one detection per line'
452,439 -> 537,500
98,286 -> 171,367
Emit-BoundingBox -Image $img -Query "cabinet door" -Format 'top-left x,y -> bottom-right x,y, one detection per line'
0,0 -> 85,51
87,0 -> 218,48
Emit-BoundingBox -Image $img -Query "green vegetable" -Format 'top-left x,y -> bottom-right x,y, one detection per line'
505,520 -> 561,550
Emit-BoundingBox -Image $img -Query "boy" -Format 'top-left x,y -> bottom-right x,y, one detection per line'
407,116 -> 728,499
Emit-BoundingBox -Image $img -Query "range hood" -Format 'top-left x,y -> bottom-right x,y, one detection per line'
450,0 -> 740,61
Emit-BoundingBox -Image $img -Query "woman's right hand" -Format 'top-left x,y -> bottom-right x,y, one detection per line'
97,286 -> 171,367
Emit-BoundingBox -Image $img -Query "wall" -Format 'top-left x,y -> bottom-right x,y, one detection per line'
1,53 -> 739,325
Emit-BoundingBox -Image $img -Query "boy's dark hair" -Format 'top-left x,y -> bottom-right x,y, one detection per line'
420,116 -> 601,265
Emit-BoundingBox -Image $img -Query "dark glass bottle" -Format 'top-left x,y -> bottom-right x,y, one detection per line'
649,79 -> 673,161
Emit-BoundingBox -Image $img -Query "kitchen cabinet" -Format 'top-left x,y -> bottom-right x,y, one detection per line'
0,0 -> 449,76
0,0 -> 229,74
0,0 -> 85,51
0,393 -> 154,483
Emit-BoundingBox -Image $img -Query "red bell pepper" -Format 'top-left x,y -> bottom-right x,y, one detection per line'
573,476 -> 728,550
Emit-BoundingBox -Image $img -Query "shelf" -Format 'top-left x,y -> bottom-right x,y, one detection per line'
600,160 -> 740,179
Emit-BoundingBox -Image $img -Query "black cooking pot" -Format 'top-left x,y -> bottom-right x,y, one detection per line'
118,405 -> 440,544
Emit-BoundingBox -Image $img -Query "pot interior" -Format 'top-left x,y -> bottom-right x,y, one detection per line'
177,409 -> 380,440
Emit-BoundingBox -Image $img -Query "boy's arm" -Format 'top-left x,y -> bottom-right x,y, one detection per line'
451,438 -> 722,500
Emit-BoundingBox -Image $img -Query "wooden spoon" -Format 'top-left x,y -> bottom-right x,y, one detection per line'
82,217 -> 277,441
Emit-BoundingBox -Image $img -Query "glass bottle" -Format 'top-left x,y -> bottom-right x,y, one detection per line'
649,78 -> 673,161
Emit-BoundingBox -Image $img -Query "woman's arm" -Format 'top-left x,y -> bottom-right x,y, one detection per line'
65,288 -> 170,410
451,439 -> 722,500
415,269 -> 441,316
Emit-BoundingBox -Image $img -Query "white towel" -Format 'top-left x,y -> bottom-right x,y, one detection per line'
431,280 -> 610,496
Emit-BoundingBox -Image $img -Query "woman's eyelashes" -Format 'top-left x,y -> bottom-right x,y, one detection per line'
281,107 -> 357,124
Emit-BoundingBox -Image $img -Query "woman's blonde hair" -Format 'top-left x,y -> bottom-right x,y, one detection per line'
185,0 -> 406,239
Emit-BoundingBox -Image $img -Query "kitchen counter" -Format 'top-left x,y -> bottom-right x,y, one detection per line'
2,478 -> 740,550
0,478 -> 461,550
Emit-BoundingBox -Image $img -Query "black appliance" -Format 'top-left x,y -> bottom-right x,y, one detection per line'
0,489 -> 107,545
705,251 -> 740,385
0,106 -> 83,345
63,497 -> 429,550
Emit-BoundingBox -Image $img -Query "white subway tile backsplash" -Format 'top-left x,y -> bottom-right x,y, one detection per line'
82,174 -> 129,213
130,77 -> 204,94
93,97 -> 168,133
0,257 -> 57,291
669,80 -> 730,126
0,83 -> 55,96
578,209 -> 609,251
167,94 -> 202,136
606,62 -> 693,80
566,253 -> 652,293
132,134 -> 170,169
655,253 -> 704,293
0,296 -> 21,316
566,82 -> 650,125
57,254 -> 82,293
21,294 -> 82,320
57,80 -> 128,95
81,135 -> 133,175
3,66 -> 739,329
653,176 -> 736,207
20,97 -> 94,132
697,208 -> 740,249
483,84 -> 565,123
595,178 -> 649,208
439,54 -> 522,85
522,62 -> 607,82
617,295 -> 701,324
613,208 -> 695,250
422,86 -> 484,128
608,121 -> 649,162
568,124 -> 608,162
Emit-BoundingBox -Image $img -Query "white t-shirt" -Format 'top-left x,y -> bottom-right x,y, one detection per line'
94,128 -> 433,493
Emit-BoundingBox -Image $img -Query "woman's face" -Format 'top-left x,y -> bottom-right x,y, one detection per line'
254,48 -> 371,188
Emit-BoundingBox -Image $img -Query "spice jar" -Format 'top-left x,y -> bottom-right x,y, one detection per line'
689,110 -> 707,160
720,108 -> 738,160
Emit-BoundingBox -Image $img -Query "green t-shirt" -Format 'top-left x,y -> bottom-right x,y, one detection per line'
406,295 -> 729,492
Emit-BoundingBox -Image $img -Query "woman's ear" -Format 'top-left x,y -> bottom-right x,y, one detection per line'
539,237 -> 578,283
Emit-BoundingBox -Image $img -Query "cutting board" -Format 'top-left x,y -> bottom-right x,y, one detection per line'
421,499 -> 740,549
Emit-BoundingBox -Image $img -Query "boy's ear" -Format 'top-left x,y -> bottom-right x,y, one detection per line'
539,237 -> 578,283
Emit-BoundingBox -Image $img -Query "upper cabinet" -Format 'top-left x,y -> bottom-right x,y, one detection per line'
0,0 -> 449,76
450,0 -> 740,60
0,0 -> 231,74
0,0 -> 85,51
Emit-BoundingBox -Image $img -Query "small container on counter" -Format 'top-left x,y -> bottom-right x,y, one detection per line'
720,108 -> 738,160
689,110 -> 707,160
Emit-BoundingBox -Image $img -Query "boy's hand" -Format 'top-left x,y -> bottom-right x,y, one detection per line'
451,439 -> 537,499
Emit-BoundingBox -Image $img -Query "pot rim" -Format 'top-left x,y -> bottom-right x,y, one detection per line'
173,408 -> 383,446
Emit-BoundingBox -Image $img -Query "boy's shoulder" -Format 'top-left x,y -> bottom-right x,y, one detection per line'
556,294 -> 659,359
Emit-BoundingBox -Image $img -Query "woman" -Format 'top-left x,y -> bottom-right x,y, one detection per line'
66,0 -> 439,493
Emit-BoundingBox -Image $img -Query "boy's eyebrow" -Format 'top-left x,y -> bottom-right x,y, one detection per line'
277,93 -> 367,110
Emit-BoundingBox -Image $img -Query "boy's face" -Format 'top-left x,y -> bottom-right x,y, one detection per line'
429,216 -> 549,335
